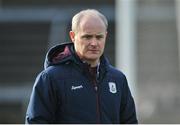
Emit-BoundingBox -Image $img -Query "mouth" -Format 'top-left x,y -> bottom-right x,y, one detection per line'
88,50 -> 100,53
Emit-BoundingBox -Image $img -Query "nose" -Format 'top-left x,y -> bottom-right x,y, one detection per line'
90,37 -> 98,46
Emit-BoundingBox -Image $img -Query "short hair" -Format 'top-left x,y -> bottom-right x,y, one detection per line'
71,9 -> 108,33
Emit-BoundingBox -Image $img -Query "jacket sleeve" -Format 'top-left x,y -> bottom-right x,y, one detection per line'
120,75 -> 138,124
25,71 -> 58,124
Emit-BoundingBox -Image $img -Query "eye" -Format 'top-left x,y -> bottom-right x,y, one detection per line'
96,35 -> 104,40
82,35 -> 93,40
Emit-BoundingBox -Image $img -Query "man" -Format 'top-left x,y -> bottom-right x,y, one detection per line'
26,9 -> 138,124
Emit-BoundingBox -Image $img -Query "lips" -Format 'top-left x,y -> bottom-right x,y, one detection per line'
88,50 -> 100,53
90,49 -> 98,51
89,49 -> 99,51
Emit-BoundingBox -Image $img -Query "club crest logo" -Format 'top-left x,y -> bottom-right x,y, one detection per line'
108,82 -> 117,94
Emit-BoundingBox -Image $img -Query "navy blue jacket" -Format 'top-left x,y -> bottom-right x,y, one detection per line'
26,43 -> 138,124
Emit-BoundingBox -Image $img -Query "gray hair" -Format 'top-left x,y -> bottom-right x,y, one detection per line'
71,9 -> 108,33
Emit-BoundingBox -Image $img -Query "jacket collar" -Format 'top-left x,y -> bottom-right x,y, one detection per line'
44,42 -> 110,81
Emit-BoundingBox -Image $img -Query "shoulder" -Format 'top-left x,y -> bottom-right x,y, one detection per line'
101,56 -> 126,80
107,65 -> 127,80
42,62 -> 77,80
101,56 -> 127,82
33,65 -> 67,90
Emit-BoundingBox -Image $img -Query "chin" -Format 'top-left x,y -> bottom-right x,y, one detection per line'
84,53 -> 102,60
86,55 -> 100,60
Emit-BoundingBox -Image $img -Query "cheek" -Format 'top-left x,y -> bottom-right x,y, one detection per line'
81,44 -> 89,52
75,41 -> 87,53
100,41 -> 105,49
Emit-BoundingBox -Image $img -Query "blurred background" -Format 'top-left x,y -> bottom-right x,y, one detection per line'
0,0 -> 180,123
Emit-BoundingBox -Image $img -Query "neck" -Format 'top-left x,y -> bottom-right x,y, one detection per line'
75,51 -> 100,67
85,59 -> 100,67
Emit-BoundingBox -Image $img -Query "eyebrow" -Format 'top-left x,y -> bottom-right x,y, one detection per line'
81,34 -> 93,38
81,34 -> 104,38
96,34 -> 104,37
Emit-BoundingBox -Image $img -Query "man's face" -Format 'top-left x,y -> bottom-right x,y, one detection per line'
70,16 -> 107,64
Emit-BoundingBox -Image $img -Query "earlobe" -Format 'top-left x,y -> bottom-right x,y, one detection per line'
69,31 -> 75,43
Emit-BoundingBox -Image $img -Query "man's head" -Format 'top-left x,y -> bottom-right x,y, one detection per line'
69,9 -> 108,67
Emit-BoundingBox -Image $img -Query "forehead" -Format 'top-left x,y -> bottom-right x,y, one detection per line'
78,16 -> 106,33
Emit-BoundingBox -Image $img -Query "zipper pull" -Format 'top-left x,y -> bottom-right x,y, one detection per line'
94,86 -> 98,91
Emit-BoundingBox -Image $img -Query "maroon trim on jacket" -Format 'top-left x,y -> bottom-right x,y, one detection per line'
52,46 -> 71,63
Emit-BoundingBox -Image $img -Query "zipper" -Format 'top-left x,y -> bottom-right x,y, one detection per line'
86,65 -> 101,123
93,80 -> 101,123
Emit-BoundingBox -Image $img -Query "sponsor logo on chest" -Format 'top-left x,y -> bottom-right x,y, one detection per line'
71,85 -> 83,90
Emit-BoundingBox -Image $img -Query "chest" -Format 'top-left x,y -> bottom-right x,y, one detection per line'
55,70 -> 122,111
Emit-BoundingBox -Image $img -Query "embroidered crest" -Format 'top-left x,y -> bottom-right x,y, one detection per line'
108,82 -> 117,93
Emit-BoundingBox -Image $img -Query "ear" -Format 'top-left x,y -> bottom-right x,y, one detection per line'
105,31 -> 108,39
69,31 -> 75,43
106,31 -> 108,35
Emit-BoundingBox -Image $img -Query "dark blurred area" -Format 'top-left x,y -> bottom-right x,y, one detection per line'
0,0 -> 115,123
0,0 -> 180,123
